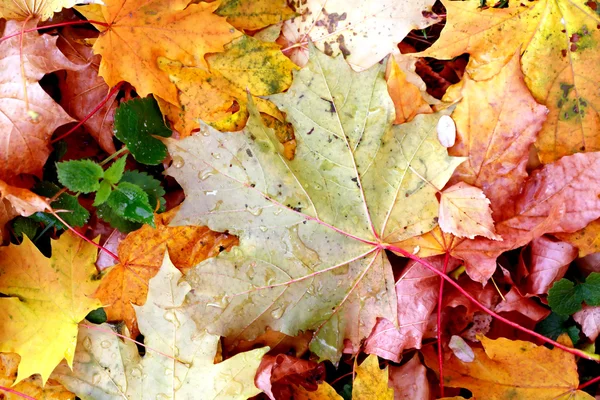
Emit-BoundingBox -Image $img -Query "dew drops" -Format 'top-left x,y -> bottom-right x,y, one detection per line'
198,169 -> 215,181
246,205 -> 263,216
207,296 -> 230,309
273,208 -> 283,216
172,155 -> 185,168
164,368 -> 173,377
92,373 -> 102,385
83,336 -> 92,351
164,311 -> 181,328
259,225 -> 268,232
130,367 -> 142,378
156,394 -> 170,400
200,125 -> 211,136
313,183 -> 323,191
101,340 -> 111,349
211,152 -> 221,160
270,306 -> 285,319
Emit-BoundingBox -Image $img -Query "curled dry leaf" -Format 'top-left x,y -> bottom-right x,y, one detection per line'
448,335 -> 475,363
0,232 -> 102,384
282,0 -> 439,70
520,236 -> 578,296
94,207 -> 237,337
452,152 -> 600,283
0,20 -> 83,181
573,305 -> 600,342
255,354 -> 325,400
421,0 -> 600,163
438,182 -> 501,240
386,56 -> 432,125
495,287 -> 550,323
446,49 -> 548,218
364,256 -> 461,363
57,27 -> 118,154
77,0 -> 241,105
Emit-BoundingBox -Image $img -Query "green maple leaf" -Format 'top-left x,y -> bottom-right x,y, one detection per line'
165,44 -> 465,362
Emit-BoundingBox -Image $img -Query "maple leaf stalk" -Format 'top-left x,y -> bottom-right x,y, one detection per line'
383,243 -> 600,363
437,250 -> 451,397
50,211 -> 119,262
0,385 -> 35,400
579,374 -> 600,390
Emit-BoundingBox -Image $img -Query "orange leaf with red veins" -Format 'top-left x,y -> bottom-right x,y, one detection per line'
423,336 -> 593,400
0,0 -> 100,20
388,354 -> 430,400
386,57 -> 431,124
0,21 -> 83,181
452,152 -> 600,283
447,50 -> 548,218
573,305 -> 600,341
392,226 -> 454,258
364,256 -> 461,363
495,287 -> 550,323
77,0 -> 241,105
57,27 -> 118,154
519,236 -> 578,296
94,207 -> 237,337
439,182 -> 501,240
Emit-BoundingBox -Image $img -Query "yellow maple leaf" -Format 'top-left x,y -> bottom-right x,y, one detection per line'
423,336 -> 594,400
386,56 -> 432,124
0,0 -> 99,20
157,35 -> 295,136
77,0 -> 241,105
0,231 -> 102,384
556,218 -> 600,257
421,0 -> 600,163
94,207 -> 237,337
0,353 -> 74,400
216,0 -> 296,31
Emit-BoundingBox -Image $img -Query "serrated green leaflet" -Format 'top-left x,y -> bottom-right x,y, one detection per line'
94,181 -> 112,206
114,97 -> 172,165
121,170 -> 166,212
97,203 -> 142,233
12,217 -> 39,240
103,156 -> 127,184
56,160 -> 104,193
548,273 -> 600,315
106,182 -> 155,227
536,312 -> 580,344
166,45 -> 464,362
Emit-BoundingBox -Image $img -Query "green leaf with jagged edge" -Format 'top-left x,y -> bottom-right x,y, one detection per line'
165,44 -> 465,362
536,312 -> 580,344
120,170 -> 166,212
548,273 -> 600,315
11,217 -> 39,240
97,203 -> 142,233
53,255 -> 269,400
114,97 -> 172,165
56,159 -> 104,193
32,182 -> 90,229
106,182 -> 155,227
103,156 -> 127,184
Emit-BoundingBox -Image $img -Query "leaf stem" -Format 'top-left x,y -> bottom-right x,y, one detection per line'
579,374 -> 600,390
437,251 -> 451,397
0,20 -> 110,44
383,243 -> 600,363
51,82 -> 123,144
99,146 -> 128,167
50,210 -> 120,262
0,385 -> 36,400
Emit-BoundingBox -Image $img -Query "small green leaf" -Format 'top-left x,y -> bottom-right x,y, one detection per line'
57,160 -> 104,193
121,170 -> 166,212
114,97 -> 172,165
85,307 -> 107,324
548,278 -> 582,315
97,203 -> 143,233
536,312 -> 580,344
94,180 -> 113,206
32,182 -> 90,229
578,272 -> 600,306
107,182 -> 155,226
104,156 -> 127,184
12,217 -> 39,240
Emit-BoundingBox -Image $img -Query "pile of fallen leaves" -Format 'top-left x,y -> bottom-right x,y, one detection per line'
2,0 -> 600,398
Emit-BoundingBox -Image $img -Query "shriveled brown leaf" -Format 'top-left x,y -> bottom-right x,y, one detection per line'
57,27 -> 118,154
